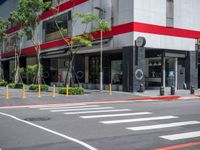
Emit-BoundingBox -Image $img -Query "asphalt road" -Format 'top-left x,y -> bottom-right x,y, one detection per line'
0,99 -> 200,150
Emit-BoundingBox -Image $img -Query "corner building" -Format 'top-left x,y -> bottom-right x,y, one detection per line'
0,0 -> 200,92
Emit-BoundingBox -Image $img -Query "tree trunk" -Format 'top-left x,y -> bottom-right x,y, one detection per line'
14,54 -> 20,83
65,54 -> 75,87
37,51 -> 41,84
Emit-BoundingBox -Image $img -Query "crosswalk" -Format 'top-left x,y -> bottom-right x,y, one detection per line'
30,103 -> 200,142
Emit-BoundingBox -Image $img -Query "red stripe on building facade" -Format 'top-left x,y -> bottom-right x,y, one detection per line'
2,21 -> 200,58
5,0 -> 89,34
134,22 -> 200,39
39,0 -> 88,20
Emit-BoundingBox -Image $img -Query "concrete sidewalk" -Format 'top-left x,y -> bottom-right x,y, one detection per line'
134,87 -> 200,97
0,86 -> 200,107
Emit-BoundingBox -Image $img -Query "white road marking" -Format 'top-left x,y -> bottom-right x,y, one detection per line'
160,131 -> 200,141
64,109 -> 132,115
100,116 -> 179,124
28,101 -> 133,108
0,112 -> 97,150
29,103 -> 87,108
51,107 -> 114,112
40,105 -> 100,110
80,112 -> 152,119
127,121 -> 200,131
0,101 -> 135,109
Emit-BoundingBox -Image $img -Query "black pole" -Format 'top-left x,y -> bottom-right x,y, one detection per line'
160,86 -> 164,96
190,86 -> 195,94
171,86 -> 175,95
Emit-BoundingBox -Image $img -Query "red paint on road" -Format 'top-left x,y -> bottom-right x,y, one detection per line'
155,141 -> 200,150
128,96 -> 181,101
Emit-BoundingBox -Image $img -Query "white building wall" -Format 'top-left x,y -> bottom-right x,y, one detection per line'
113,0 -> 134,48
134,0 -> 166,26
174,0 -> 200,30
134,32 -> 196,51
133,0 -> 199,51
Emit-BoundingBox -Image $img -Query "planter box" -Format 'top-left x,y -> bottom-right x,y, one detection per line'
112,85 -> 119,91
118,85 -> 123,91
82,83 -> 88,89
88,84 -> 96,89
104,85 -> 109,90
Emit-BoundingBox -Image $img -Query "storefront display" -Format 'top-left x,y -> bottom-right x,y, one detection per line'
145,58 -> 162,87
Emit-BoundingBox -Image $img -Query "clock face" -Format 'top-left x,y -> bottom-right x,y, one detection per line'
135,37 -> 146,47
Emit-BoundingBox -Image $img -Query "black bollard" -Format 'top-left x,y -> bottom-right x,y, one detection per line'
190,86 -> 195,94
171,86 -> 175,95
160,86 -> 164,96
139,84 -> 144,92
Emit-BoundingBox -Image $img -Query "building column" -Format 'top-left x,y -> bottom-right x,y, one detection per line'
175,57 -> 178,90
185,51 -> 198,88
162,54 -> 166,87
85,56 -> 89,84
122,46 -> 145,92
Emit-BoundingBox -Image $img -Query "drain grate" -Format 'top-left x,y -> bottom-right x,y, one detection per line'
24,117 -> 50,122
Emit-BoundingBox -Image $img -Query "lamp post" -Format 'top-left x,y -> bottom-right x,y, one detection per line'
94,6 -> 105,92
100,29 -> 103,91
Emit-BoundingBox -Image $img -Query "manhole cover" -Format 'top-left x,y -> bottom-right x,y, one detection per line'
24,117 -> 50,122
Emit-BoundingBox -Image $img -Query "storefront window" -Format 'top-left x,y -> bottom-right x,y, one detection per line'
145,58 -> 162,87
5,34 -> 17,52
89,57 -> 100,84
111,60 -> 122,84
43,11 -> 71,42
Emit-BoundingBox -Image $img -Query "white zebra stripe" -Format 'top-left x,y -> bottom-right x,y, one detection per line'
64,109 -> 131,115
80,112 -> 152,119
40,105 -> 100,110
100,116 -> 179,124
160,131 -> 200,141
127,121 -> 200,131
51,107 -> 113,112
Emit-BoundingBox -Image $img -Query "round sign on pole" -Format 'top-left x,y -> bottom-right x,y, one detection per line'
135,69 -> 144,81
135,37 -> 146,47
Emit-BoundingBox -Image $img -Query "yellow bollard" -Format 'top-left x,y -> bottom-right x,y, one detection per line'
6,85 -> 9,99
22,84 -> 26,99
52,84 -> 56,97
66,84 -> 69,96
109,83 -> 112,96
38,84 -> 41,98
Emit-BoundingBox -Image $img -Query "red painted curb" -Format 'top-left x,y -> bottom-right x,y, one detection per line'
154,141 -> 200,150
128,96 -> 181,101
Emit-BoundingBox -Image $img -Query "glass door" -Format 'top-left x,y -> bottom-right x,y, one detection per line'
165,58 -> 176,87
111,60 -> 122,84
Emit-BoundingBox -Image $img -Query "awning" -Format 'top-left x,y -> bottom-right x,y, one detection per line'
41,48 -> 68,59
0,57 -> 15,62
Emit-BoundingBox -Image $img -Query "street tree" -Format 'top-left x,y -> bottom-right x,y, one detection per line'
52,0 -> 111,86
10,0 -> 51,84
0,17 -> 10,80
